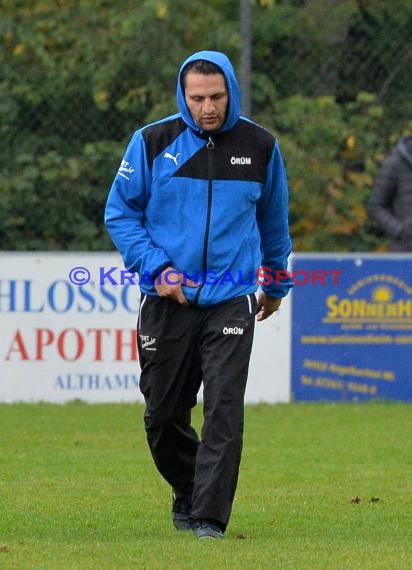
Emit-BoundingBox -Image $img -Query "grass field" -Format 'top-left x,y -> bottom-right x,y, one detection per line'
1,401 -> 411,569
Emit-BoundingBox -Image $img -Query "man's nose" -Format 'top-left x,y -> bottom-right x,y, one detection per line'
203,99 -> 215,113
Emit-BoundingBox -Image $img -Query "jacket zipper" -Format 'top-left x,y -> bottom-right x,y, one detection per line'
194,136 -> 215,304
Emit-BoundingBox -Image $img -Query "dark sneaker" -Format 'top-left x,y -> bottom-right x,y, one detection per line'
193,519 -> 224,540
172,492 -> 193,530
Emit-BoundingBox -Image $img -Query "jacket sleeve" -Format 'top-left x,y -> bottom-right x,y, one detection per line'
256,140 -> 293,298
104,131 -> 171,276
368,153 -> 403,239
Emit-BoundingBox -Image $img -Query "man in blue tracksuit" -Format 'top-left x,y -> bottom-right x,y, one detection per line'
105,50 -> 293,539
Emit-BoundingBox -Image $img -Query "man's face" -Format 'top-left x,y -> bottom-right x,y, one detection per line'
184,71 -> 228,132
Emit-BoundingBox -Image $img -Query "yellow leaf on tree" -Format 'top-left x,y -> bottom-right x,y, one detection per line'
13,43 -> 25,56
93,90 -> 110,111
156,2 -> 168,19
346,134 -> 357,149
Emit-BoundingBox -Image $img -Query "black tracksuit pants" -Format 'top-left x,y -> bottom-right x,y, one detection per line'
137,293 -> 256,530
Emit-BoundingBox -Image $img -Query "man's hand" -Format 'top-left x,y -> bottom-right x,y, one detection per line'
155,266 -> 198,305
256,291 -> 282,321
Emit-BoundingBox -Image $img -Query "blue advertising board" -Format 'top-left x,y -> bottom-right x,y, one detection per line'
291,254 -> 412,402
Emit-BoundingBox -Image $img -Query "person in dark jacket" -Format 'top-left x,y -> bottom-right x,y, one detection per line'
105,51 -> 293,539
368,136 -> 412,252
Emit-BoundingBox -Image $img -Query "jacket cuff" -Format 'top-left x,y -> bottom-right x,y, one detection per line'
150,262 -> 172,281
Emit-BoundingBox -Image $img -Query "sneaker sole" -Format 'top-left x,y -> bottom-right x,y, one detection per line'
194,530 -> 224,540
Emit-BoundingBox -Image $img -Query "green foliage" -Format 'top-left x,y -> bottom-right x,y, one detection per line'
335,0 -> 412,128
270,92 -> 387,251
0,0 -> 411,252
0,140 -> 121,250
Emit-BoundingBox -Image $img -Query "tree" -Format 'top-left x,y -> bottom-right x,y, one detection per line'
1,0 -> 410,252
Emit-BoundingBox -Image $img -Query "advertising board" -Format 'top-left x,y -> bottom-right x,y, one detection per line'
291,254 -> 412,401
0,252 -> 291,403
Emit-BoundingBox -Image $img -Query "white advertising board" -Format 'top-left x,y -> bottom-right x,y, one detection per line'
0,252 -> 291,403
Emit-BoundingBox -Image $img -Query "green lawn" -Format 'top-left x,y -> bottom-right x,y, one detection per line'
1,401 -> 411,569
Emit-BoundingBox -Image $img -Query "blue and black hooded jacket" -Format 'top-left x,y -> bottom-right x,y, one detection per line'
105,50 -> 293,306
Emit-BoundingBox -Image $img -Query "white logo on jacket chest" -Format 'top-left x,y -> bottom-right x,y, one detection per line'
164,152 -> 180,166
231,156 -> 251,165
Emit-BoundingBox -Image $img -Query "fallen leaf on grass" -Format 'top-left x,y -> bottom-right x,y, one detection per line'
0,544 -> 10,553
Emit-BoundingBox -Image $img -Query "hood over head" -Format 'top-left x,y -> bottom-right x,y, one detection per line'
176,50 -> 241,134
